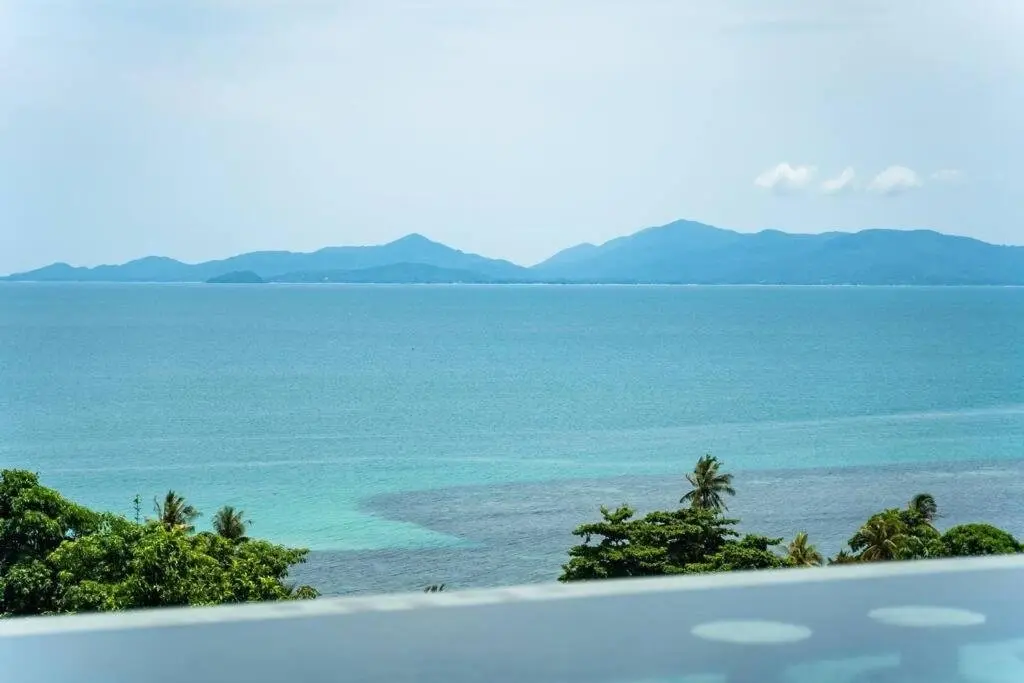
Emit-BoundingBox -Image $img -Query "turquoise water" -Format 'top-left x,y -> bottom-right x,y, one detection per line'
2,284 -> 1023,593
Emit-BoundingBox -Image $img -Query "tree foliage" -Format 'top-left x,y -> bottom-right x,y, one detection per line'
560,505 -> 730,580
153,490 -> 200,532
0,470 -> 318,616
941,523 -> 1021,557
213,506 -> 250,542
908,493 -> 938,525
848,509 -> 925,562
683,534 -> 789,573
786,532 -> 823,567
679,454 -> 736,512
828,549 -> 858,565
833,493 -> 1021,564
559,502 -> 790,581
564,465 -> 1024,582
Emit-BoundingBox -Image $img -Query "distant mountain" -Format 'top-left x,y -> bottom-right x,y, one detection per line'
5,234 -> 529,283
268,263 -> 518,284
17,256 -> 197,283
531,242 -> 599,269
533,220 -> 1024,285
207,271 -> 265,284
8,221 -> 1024,285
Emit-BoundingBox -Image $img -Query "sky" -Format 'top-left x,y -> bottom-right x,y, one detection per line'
2,0 -> 1023,274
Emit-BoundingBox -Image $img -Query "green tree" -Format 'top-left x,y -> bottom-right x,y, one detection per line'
559,505 -> 740,581
849,509 -> 913,561
560,505 -> 674,581
847,508 -> 941,562
0,470 -> 101,568
828,549 -> 858,565
907,493 -> 938,526
153,491 -> 200,532
684,534 -> 789,573
0,470 -> 319,616
289,584 -> 320,600
679,454 -> 736,512
0,470 -> 102,615
941,523 -> 1022,557
50,522 -> 319,612
786,532 -> 823,567
198,532 -> 317,604
212,506 -> 249,542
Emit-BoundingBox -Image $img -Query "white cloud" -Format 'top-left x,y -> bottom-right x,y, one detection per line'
867,165 -> 923,195
754,163 -> 817,193
820,167 -> 856,194
931,168 -> 964,183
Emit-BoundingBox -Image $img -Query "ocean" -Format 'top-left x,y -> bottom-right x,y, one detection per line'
1,283 -> 1022,595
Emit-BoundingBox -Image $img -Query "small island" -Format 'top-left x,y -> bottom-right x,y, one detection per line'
206,270 -> 265,284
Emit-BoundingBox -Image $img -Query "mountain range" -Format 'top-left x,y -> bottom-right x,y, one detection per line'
6,220 -> 1024,285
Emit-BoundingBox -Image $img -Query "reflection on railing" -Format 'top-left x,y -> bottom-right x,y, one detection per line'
2,555 -> 1023,682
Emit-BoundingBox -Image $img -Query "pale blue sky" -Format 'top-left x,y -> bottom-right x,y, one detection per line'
3,0 -> 1022,274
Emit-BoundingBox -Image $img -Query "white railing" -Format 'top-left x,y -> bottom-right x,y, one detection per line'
2,555 -> 1023,683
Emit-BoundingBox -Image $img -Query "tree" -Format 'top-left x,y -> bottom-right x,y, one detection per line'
213,506 -> 249,542
898,506 -> 944,558
50,523 -> 319,611
560,505 -> 673,581
786,532 -> 823,567
848,510 -> 913,562
828,549 -> 858,565
684,534 -> 789,573
680,454 -> 736,512
847,508 -> 941,562
0,470 -> 102,615
907,493 -> 938,525
290,584 -> 320,600
197,533 -> 317,604
153,491 -> 200,532
559,505 -> 740,581
941,524 -> 1021,557
0,470 -> 318,616
559,467 -> 1024,586
0,470 -> 101,569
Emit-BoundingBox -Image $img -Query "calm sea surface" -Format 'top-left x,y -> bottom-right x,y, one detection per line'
1,284 -> 1022,594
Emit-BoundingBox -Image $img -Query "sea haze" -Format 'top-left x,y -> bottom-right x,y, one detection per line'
2,284 -> 1022,594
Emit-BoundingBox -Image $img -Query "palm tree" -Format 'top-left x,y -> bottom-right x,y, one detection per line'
908,493 -> 938,525
849,511 -> 915,562
828,549 -> 858,565
213,505 -> 250,542
153,490 -> 200,532
680,454 -> 736,512
786,532 -> 823,567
